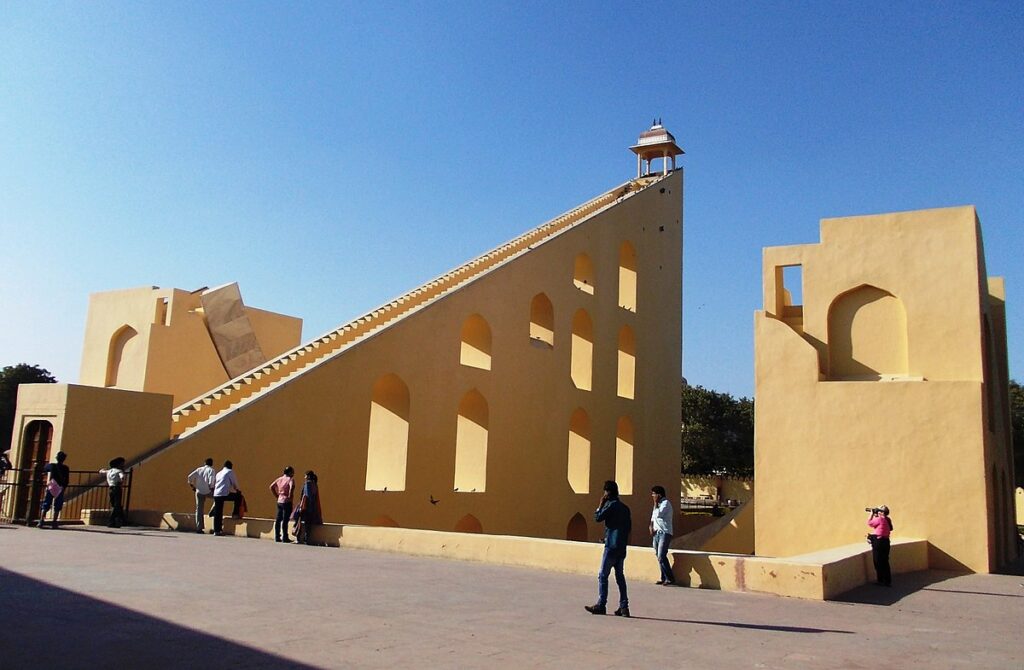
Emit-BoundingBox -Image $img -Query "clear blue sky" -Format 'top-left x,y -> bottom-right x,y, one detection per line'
1,2 -> 1021,399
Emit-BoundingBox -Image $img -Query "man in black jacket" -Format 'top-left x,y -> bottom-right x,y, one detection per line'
585,480 -> 631,617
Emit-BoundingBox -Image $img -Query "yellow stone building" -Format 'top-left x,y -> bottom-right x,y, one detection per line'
7,125 -> 685,543
753,206 -> 1015,572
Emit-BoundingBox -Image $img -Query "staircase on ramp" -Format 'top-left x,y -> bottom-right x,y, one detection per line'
168,174 -> 669,442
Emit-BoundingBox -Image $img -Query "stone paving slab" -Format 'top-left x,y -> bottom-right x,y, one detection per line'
1,523 -> 1022,669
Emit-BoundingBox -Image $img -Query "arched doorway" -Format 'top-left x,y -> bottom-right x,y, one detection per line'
14,420 -> 54,522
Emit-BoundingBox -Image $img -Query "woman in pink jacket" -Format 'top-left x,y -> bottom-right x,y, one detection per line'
867,505 -> 893,586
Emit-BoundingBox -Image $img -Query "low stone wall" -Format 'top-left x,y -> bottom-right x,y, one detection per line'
135,510 -> 929,600
682,475 -> 754,503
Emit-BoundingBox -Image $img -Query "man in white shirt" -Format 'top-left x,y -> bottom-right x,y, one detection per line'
211,460 -> 241,537
649,485 -> 676,585
187,458 -> 216,533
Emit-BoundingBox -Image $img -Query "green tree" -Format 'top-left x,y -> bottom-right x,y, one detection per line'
1011,379 -> 1023,487
0,364 -> 57,452
681,382 -> 754,475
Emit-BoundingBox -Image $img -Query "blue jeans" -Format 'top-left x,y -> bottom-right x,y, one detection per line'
40,489 -> 65,516
597,546 -> 628,609
653,531 -> 675,583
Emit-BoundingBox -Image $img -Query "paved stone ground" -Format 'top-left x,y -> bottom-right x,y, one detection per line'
1,523 -> 1022,669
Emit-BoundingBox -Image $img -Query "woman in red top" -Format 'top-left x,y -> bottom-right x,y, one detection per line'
868,505 -> 893,586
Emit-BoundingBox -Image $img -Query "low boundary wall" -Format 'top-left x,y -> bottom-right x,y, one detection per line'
130,511 -> 929,600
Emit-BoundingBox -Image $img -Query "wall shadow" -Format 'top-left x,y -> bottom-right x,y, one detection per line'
629,616 -> 853,634
0,567 -> 318,668
834,570 -> 963,606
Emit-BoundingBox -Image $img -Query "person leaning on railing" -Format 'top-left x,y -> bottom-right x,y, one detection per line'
38,451 -> 70,529
99,457 -> 129,528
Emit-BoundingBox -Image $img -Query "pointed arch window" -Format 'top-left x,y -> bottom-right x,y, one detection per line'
460,314 -> 492,370
365,374 -> 410,491
571,309 -> 593,391
105,325 -> 139,387
617,325 -> 636,399
618,241 -> 637,312
454,389 -> 488,492
567,408 -> 591,494
573,253 -> 595,295
529,293 -> 554,347
615,416 -> 634,495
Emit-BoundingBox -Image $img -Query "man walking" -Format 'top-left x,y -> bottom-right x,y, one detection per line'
649,485 -> 676,585
211,460 -> 241,537
99,457 -> 129,528
585,480 -> 631,617
187,458 -> 216,534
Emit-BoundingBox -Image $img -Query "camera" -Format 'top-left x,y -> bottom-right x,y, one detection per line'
865,507 -> 880,514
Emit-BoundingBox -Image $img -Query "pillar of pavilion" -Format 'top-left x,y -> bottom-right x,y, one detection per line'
629,119 -> 685,178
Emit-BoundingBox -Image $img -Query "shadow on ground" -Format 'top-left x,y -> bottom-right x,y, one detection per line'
629,616 -> 854,634
835,570 -> 969,606
0,568 -> 318,669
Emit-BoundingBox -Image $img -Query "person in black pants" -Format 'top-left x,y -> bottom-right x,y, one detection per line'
100,456 -> 129,528
867,505 -> 893,586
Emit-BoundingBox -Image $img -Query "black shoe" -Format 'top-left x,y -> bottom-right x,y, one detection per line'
214,532 -> 224,536
584,605 -> 606,615
195,529 -> 205,534
275,538 -> 281,542
662,580 -> 676,586
614,607 -> 631,618
655,580 -> 665,585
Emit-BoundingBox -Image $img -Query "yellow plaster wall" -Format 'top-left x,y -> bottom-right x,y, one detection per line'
7,384 -> 172,487
128,172 -> 684,544
754,206 -> 1015,572
77,286 -> 302,407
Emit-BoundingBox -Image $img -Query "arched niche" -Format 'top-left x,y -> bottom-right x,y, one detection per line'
615,416 -> 634,495
573,253 -> 595,295
571,309 -> 593,391
567,408 -> 591,494
454,513 -> 483,534
460,314 -> 492,370
827,285 -> 908,380
617,325 -> 636,399
454,389 -> 488,492
618,241 -> 637,312
566,512 -> 588,542
105,325 -> 139,387
529,293 -> 554,347
365,373 -> 410,491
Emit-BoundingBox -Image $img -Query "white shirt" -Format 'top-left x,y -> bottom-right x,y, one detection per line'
651,498 -> 673,534
188,465 -> 216,495
213,467 -> 239,497
103,467 -> 126,487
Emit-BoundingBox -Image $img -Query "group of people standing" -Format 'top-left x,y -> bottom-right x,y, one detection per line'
186,459 -> 322,544
585,481 -> 896,617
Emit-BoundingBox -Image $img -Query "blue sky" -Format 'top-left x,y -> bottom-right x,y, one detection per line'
1,2 -> 1021,398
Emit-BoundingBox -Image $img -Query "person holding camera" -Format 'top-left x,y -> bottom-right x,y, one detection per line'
867,505 -> 893,586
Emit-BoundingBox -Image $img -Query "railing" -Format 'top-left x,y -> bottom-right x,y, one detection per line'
0,468 -> 133,525
680,496 -> 742,516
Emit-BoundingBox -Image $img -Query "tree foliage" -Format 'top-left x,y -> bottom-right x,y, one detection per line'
1011,379 -> 1023,487
681,382 -> 754,475
0,364 -> 57,453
